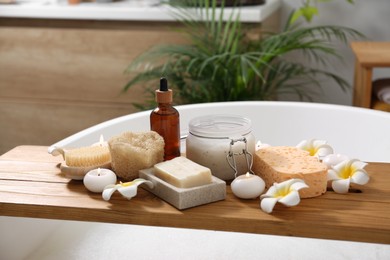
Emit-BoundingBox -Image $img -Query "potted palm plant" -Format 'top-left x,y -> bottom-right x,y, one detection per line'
123,0 -> 362,109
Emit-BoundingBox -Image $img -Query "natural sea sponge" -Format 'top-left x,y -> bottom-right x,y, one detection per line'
108,131 -> 164,180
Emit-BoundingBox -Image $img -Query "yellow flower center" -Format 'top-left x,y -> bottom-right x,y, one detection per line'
119,179 -> 143,187
339,166 -> 355,179
274,187 -> 291,198
119,181 -> 134,187
308,147 -> 317,156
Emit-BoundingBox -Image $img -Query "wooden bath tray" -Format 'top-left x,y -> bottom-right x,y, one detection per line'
0,146 -> 389,244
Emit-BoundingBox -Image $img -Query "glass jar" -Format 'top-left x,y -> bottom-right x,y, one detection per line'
186,115 -> 255,181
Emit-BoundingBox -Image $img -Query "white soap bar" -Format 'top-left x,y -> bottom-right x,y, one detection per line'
153,157 -> 212,188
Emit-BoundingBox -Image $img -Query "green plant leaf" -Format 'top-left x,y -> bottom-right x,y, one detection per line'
122,0 -> 363,110
301,6 -> 319,23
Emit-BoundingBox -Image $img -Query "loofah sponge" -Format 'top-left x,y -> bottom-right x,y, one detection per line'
108,131 -> 165,180
65,146 -> 111,167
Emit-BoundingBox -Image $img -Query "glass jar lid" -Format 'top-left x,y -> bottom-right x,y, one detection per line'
188,114 -> 252,138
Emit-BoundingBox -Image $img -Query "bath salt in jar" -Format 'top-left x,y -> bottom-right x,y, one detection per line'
186,115 -> 256,181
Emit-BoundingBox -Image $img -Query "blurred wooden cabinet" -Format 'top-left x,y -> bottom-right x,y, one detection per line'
351,42 -> 390,110
0,13 -> 280,154
0,19 -> 186,154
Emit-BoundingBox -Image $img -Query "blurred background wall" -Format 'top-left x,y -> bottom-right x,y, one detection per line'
1,0 -> 389,154
280,0 -> 390,105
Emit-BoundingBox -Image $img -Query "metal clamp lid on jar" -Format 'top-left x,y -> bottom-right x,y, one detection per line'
188,114 -> 254,176
226,137 -> 254,178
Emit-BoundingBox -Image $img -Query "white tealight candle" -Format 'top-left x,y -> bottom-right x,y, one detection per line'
322,154 -> 349,169
92,134 -> 108,147
84,168 -> 117,193
231,172 -> 265,199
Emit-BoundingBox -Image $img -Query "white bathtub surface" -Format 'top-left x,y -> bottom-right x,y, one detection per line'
0,217 -> 386,260
3,101 -> 390,260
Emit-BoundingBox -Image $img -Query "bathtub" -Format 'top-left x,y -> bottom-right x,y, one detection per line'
2,102 -> 390,259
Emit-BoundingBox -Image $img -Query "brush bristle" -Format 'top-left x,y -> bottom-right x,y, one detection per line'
65,146 -> 111,167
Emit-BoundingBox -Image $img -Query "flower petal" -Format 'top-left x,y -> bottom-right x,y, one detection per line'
327,169 -> 341,181
316,144 -> 334,158
136,179 -> 154,189
260,179 -> 307,213
296,139 -> 334,158
261,185 -> 278,198
351,160 -> 368,170
260,197 -> 279,213
102,186 -> 117,201
255,140 -> 271,150
351,170 -> 370,185
313,140 -> 327,147
117,179 -> 154,200
332,178 -> 351,194
333,160 -> 350,173
290,181 -> 309,191
278,190 -> 301,207
118,186 -> 138,200
276,178 -> 300,189
273,179 -> 295,195
322,154 -> 349,169
296,140 -> 309,150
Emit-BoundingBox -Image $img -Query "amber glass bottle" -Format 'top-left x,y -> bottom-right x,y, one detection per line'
150,78 -> 180,161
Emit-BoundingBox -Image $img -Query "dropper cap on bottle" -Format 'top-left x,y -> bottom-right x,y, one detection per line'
155,77 -> 173,103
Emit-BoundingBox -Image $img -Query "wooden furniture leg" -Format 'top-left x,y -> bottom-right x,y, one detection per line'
353,62 -> 372,108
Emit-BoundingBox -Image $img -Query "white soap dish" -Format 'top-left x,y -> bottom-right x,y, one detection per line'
139,168 -> 226,210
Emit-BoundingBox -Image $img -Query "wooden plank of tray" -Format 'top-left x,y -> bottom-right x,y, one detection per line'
0,145 -> 389,244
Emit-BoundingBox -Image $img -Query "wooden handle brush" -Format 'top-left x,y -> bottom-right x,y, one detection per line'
50,145 -> 112,180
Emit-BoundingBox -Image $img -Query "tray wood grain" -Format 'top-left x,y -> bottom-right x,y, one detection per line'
1,146 -> 389,244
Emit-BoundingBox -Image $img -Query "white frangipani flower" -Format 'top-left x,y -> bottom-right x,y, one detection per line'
260,179 -> 308,213
322,153 -> 349,169
102,179 -> 154,201
327,159 -> 369,194
255,140 -> 271,151
296,139 -> 334,159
